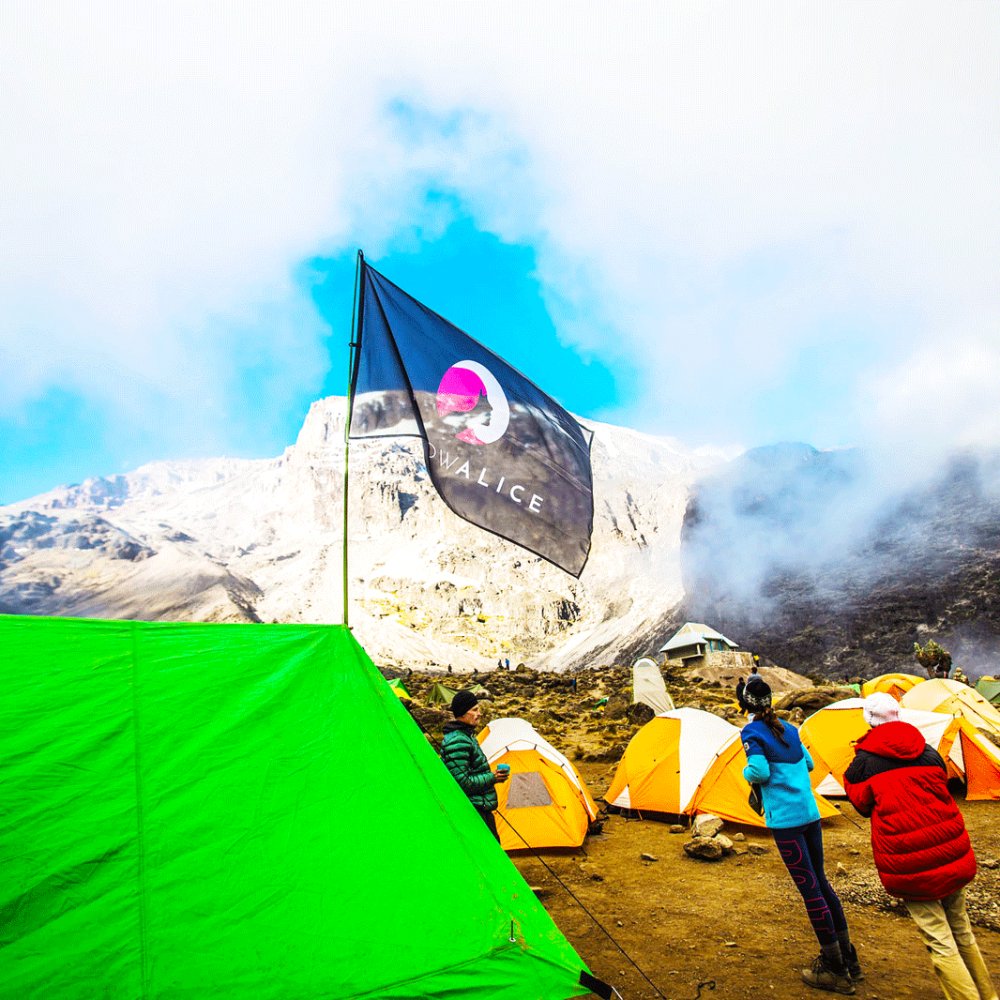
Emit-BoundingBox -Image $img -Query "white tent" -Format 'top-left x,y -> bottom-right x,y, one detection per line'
631,657 -> 675,715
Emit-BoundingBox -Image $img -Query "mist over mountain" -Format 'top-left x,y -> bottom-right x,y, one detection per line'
681,443 -> 1000,680
2,398 -> 999,680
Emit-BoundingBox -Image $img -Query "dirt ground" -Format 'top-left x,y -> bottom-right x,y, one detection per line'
399,664 -> 1000,1000
513,768 -> 1000,1000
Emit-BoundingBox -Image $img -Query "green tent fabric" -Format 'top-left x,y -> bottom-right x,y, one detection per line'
976,678 -> 1000,705
427,681 -> 460,705
0,614 -> 593,999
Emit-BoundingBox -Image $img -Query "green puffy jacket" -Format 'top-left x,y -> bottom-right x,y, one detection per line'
441,721 -> 498,811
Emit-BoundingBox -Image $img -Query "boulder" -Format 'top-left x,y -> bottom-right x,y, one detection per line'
684,837 -> 724,861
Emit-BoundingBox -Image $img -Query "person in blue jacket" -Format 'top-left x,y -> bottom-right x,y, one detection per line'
742,676 -> 861,995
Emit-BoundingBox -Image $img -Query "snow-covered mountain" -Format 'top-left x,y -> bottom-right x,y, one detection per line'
0,398 -> 725,672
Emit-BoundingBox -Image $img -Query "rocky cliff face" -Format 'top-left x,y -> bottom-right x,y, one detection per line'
680,444 -> 1000,680
7,402 -> 998,679
0,397 -> 721,671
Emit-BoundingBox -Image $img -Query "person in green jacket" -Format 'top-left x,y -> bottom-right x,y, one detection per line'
442,689 -> 509,841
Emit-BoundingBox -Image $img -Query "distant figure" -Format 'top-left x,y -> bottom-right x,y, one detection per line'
571,677 -> 578,693
497,658 -> 503,669
441,690 -> 510,841
741,677 -> 860,994
750,663 -> 759,677
735,677 -> 748,712
953,667 -> 970,686
447,664 -> 452,675
845,694 -> 994,1000
505,657 -> 511,670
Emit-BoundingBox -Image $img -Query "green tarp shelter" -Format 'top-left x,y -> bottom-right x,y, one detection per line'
976,678 -> 1000,705
0,614 -> 596,999
426,681 -> 460,706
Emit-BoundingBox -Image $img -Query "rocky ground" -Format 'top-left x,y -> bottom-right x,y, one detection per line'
392,660 -> 1000,1000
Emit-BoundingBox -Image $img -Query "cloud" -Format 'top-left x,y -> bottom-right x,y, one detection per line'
2,1 -> 998,492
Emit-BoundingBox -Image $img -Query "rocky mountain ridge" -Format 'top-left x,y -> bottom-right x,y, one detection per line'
0,397 -> 722,672
681,443 -> 1000,679
4,400 -> 1000,679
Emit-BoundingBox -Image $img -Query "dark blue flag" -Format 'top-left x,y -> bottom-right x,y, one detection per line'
348,260 -> 594,577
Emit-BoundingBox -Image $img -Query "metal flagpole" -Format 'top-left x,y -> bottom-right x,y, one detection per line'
342,250 -> 363,628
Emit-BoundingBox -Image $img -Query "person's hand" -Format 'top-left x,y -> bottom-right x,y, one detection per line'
494,766 -> 511,783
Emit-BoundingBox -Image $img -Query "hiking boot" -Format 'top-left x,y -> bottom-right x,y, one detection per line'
843,943 -> 864,982
801,954 -> 856,995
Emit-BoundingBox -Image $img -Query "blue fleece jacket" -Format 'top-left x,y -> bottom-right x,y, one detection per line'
741,718 -> 819,830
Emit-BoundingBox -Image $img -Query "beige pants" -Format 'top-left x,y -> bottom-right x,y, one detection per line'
906,889 -> 998,1000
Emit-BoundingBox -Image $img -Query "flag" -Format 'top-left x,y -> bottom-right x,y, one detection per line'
348,259 -> 594,577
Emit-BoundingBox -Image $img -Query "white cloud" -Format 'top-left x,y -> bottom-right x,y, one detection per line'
2,1 -> 999,473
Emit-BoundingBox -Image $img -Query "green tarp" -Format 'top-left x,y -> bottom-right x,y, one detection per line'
426,681 -> 459,705
976,678 -> 1000,705
0,615 -> 591,999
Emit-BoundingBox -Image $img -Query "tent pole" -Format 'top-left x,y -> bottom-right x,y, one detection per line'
343,250 -> 363,628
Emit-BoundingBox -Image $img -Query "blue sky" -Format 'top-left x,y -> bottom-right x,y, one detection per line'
2,4 -> 999,505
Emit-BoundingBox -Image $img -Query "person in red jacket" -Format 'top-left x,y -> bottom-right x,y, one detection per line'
844,692 -> 997,1000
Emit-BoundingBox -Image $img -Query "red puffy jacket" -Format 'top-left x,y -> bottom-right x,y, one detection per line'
843,720 -> 975,901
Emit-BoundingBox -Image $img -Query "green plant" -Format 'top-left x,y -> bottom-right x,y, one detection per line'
913,640 -> 952,677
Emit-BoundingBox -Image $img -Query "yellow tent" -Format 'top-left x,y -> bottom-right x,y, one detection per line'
386,677 -> 411,700
901,678 -> 1000,736
478,718 -> 599,851
801,697 -> 1000,801
937,718 -> 1000,800
860,673 -> 924,701
604,707 -> 837,828
801,698 -> 956,796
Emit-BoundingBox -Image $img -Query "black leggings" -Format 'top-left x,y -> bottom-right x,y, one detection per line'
476,807 -> 500,842
772,819 -> 848,948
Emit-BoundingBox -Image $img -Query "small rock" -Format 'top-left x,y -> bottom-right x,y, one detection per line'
732,832 -> 746,842
715,833 -> 734,854
748,844 -> 770,856
732,844 -> 749,856
693,814 -> 724,838
849,848 -> 861,856
616,919 -> 624,927
724,941 -> 737,948
590,873 -> 605,882
669,824 -> 687,834
640,852 -> 659,863
684,837 -> 724,861
836,862 -> 848,876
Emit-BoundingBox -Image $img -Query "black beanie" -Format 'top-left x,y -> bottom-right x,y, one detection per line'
743,676 -> 772,711
451,689 -> 479,717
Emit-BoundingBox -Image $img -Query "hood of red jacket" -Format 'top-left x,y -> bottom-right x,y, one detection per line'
856,719 -> 927,760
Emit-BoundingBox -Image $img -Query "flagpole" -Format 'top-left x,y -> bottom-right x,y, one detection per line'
343,250 -> 363,628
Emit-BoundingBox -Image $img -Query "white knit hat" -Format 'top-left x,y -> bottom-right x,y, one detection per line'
863,692 -> 901,727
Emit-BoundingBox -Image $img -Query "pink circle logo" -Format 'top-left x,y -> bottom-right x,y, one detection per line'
436,360 -> 510,445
